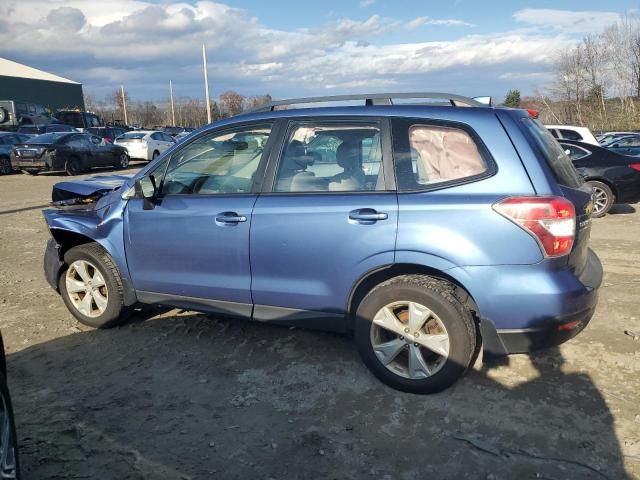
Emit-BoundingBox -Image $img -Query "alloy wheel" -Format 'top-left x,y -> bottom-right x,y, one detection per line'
119,153 -> 129,169
592,186 -> 609,215
370,301 -> 450,380
65,260 -> 109,318
0,393 -> 17,479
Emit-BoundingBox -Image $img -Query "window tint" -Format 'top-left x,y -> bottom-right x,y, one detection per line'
559,129 -> 583,141
87,114 -> 101,127
617,136 -> 640,147
274,124 -> 383,192
15,103 -> 27,114
161,125 -> 271,195
521,118 -> 583,188
561,143 -> 590,161
549,129 -> 559,138
393,121 -> 487,191
150,132 -> 161,140
66,135 -> 91,148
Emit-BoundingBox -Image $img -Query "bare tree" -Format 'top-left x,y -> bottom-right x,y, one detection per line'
219,91 -> 245,118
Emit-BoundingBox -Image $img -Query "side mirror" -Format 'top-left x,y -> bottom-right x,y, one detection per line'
134,175 -> 158,210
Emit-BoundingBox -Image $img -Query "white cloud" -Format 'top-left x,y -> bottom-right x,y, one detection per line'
0,0 -> 580,99
406,16 -> 476,30
513,8 -> 621,33
360,0 -> 375,7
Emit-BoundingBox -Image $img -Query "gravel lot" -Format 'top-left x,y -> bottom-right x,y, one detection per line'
0,167 -> 638,479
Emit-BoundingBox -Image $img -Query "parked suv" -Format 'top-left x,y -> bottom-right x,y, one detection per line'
53,110 -> 103,131
41,93 -> 602,393
0,100 -> 52,129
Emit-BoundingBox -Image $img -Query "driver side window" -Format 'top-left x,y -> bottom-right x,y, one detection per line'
161,125 -> 271,195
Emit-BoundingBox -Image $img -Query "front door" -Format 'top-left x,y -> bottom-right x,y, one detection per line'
124,122 -> 274,316
250,119 -> 398,325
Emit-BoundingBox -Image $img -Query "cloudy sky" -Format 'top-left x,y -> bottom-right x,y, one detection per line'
0,0 -> 636,102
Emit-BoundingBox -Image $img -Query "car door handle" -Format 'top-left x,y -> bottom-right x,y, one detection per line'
349,209 -> 388,222
215,212 -> 247,224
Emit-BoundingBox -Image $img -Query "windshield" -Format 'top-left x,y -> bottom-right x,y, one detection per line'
27,133 -> 68,144
118,132 -> 146,140
521,117 -> 583,188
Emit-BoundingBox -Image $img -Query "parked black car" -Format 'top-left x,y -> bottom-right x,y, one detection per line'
11,132 -> 130,176
17,124 -> 77,135
560,140 -> 640,217
0,331 -> 20,479
0,132 -> 31,175
87,127 -> 127,144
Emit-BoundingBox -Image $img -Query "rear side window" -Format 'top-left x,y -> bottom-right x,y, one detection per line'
521,118 -> 583,188
393,120 -> 488,191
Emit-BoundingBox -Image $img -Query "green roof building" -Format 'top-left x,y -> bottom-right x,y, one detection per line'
0,57 -> 84,111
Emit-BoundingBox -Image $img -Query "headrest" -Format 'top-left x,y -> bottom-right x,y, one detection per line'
336,141 -> 360,170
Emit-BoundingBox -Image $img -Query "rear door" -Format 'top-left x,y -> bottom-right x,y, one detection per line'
250,118 -> 398,325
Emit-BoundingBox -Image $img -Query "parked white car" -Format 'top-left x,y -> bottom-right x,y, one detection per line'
114,130 -> 175,161
545,125 -> 599,145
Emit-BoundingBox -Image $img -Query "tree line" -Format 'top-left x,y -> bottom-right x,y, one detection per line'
503,15 -> 640,132
84,89 -> 272,128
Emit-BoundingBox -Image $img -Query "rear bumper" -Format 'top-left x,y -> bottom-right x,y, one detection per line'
448,248 -> 603,356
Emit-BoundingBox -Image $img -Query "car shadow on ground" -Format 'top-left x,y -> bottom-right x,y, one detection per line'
610,204 -> 637,215
9,309 -> 630,479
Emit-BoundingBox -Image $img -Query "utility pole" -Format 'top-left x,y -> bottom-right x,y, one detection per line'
202,44 -> 212,124
120,85 -> 128,126
169,80 -> 176,127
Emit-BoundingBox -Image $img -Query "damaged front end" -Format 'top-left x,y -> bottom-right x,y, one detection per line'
51,174 -> 132,208
42,174 -> 137,305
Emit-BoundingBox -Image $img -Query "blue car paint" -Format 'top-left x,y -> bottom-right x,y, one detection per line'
42,103 -> 603,356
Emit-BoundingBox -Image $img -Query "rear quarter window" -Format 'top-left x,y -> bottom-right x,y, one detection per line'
392,119 -> 490,191
522,118 -> 583,188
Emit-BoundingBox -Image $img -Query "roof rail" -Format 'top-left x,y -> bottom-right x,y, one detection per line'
246,92 -> 484,113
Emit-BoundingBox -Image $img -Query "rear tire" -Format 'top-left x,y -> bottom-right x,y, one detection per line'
588,180 -> 614,218
65,157 -> 82,176
116,152 -> 129,170
0,157 -> 11,176
59,243 -> 127,329
354,275 -> 476,394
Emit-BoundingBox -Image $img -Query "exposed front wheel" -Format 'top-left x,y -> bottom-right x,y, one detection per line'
588,180 -> 614,218
354,275 -> 476,394
59,243 -> 127,329
151,150 -> 160,161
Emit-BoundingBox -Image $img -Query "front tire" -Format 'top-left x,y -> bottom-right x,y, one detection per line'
354,275 -> 476,394
59,243 -> 127,329
588,180 -> 614,218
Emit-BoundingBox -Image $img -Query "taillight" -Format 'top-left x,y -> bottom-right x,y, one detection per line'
527,109 -> 539,118
629,163 -> 640,172
493,196 -> 576,257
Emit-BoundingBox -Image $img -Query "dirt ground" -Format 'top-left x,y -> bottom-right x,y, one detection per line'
0,166 -> 638,480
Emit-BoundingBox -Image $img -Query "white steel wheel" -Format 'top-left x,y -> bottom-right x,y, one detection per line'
370,301 -> 450,380
65,260 -> 109,318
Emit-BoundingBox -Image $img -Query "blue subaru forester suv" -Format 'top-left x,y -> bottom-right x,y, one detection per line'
42,93 -> 602,393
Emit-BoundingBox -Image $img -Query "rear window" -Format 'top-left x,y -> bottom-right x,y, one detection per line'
28,133 -> 67,144
118,132 -> 146,140
522,118 -> 583,188
559,129 -> 583,141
